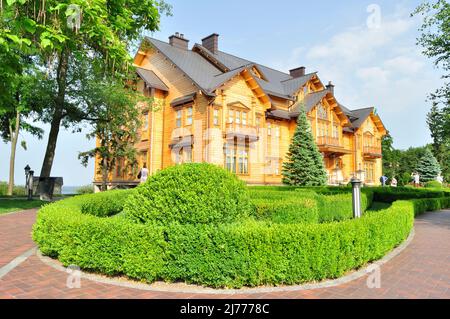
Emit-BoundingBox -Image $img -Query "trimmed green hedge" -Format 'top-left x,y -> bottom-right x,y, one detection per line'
32,186 -> 449,288
367,187 -> 449,203
250,188 -> 373,223
80,190 -> 134,217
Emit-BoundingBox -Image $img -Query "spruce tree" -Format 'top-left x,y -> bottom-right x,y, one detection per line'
416,148 -> 441,182
282,106 -> 328,186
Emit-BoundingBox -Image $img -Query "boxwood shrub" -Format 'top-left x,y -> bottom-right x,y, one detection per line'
80,189 -> 134,217
123,163 -> 253,225
32,186 -> 449,288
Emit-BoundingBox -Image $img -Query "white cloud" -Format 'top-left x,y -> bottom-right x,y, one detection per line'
306,18 -> 414,64
273,4 -> 441,149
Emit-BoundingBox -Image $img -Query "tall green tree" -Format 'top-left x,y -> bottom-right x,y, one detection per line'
2,0 -> 171,182
381,134 -> 402,178
416,148 -> 441,182
427,104 -> 450,181
414,0 -> 450,182
0,10 -> 44,196
282,107 -> 327,186
0,69 -> 45,196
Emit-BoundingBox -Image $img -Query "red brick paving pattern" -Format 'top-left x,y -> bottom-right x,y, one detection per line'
0,209 -> 449,299
0,210 -> 37,268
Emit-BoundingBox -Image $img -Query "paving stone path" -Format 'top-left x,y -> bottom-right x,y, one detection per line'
0,209 -> 449,299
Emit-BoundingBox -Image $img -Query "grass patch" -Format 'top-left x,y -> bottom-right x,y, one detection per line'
0,199 -> 45,215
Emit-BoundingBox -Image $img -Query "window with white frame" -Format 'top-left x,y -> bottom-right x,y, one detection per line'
186,107 -> 193,126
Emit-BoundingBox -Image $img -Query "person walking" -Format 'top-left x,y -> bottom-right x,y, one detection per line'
138,163 -> 149,184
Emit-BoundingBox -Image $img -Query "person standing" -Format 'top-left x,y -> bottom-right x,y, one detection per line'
413,172 -> 420,188
436,173 -> 444,184
138,163 -> 149,184
380,175 -> 388,187
390,177 -> 398,187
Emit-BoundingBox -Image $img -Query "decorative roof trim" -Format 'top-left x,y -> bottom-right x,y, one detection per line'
171,93 -> 196,108
136,67 -> 169,92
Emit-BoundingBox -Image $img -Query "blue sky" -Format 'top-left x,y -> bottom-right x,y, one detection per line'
0,0 -> 442,186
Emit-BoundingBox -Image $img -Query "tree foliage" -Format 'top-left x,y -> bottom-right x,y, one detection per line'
414,0 -> 450,183
416,148 -> 441,182
1,0 -> 171,180
282,107 -> 327,186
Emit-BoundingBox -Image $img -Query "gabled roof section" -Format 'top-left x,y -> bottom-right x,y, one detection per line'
289,90 -> 350,125
348,107 -> 374,129
144,37 -> 223,97
281,73 -> 317,96
136,67 -> 169,92
290,90 -> 329,115
342,107 -> 387,135
205,64 -> 252,92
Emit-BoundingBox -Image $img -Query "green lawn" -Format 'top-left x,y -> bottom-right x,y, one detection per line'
0,199 -> 45,215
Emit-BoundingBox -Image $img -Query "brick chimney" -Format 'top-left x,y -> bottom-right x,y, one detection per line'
202,33 -> 219,54
169,32 -> 189,50
326,81 -> 335,94
289,66 -> 306,78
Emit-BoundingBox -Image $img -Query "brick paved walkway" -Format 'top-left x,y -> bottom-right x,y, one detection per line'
0,209 -> 449,299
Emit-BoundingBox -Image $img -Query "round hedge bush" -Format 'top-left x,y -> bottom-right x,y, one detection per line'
123,163 -> 254,225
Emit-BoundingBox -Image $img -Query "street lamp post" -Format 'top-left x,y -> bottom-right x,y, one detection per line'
24,165 -> 33,201
351,177 -> 362,219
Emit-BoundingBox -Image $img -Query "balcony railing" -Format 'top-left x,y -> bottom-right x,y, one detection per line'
363,146 -> 382,157
225,123 -> 259,141
317,136 -> 340,147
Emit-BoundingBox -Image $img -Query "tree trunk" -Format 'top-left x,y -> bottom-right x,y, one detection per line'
101,157 -> 108,192
39,49 -> 69,201
7,110 -> 20,197
40,49 -> 69,179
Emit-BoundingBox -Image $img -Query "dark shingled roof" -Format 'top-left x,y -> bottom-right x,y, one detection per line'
266,109 -> 291,120
289,90 -> 329,117
142,35 -> 383,131
136,67 -> 169,92
171,93 -> 196,108
347,107 -> 374,129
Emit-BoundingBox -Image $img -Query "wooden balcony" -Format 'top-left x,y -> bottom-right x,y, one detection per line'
225,123 -> 259,142
363,146 -> 382,158
316,136 -> 352,156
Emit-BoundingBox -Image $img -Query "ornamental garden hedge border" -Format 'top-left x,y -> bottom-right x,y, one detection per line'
32,181 -> 450,288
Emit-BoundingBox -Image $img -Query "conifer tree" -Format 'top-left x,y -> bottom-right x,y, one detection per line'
416,148 -> 441,182
282,106 -> 328,186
